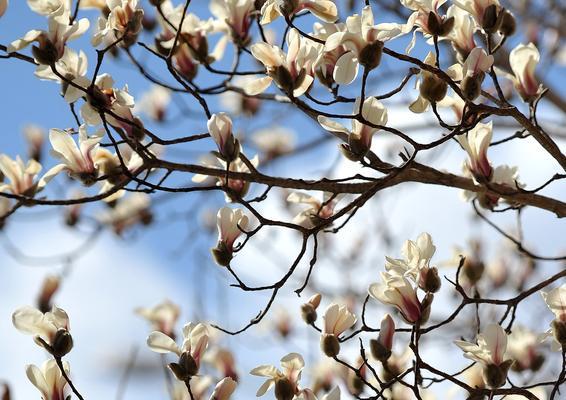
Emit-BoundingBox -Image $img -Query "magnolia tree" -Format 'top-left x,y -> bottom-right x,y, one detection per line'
0,0 -> 565,399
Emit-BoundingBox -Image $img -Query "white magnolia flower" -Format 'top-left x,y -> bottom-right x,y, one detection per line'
12,305 -> 72,356
376,314 -> 395,354
47,125 -> 105,185
462,47 -> 493,78
507,43 -> 543,102
0,155 -> 56,197
453,0 -> 500,29
540,284 -> 566,351
171,377 -> 213,400
26,359 -> 70,400
92,0 -> 144,47
260,0 -> 338,25
27,0 -> 70,20
136,85 -> 171,122
210,377 -> 237,400
286,191 -> 342,228
446,6 -> 477,60
98,192 -> 151,234
250,352 -> 304,397
251,127 -> 295,158
507,326 -> 544,372
369,271 -> 422,324
210,0 -> 255,45
456,121 -> 493,182
205,348 -> 238,381
322,303 -> 356,337
318,96 -> 387,160
0,0 -> 7,17
208,113 -> 239,161
247,29 -> 317,96
8,16 -> 89,65
211,207 -> 249,266
147,322 -> 209,376
455,323 -> 512,368
385,232 -> 436,279
136,299 -> 180,339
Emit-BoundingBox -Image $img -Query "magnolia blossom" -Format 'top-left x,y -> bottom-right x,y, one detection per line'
453,0 -> 500,30
47,125 -> 105,185
136,299 -> 180,339
507,326 -> 544,372
320,303 -> 356,357
147,322 -> 209,379
446,6 -> 477,60
455,324 -> 513,388
369,271 -> 422,324
192,154 -> 259,201
287,191 -> 342,228
0,155 -> 56,197
98,192 -> 152,234
92,0 -> 144,47
385,232 -> 436,279
211,207 -> 248,266
318,97 -> 388,160
252,127 -> 295,159
171,377 -> 213,400
250,352 -> 304,398
541,285 -> 566,350
205,348 -> 238,381
27,0 -> 70,20
12,305 -> 73,357
23,124 -> 45,162
210,0 -> 255,45
26,359 -> 70,400
507,43 -> 543,102
35,48 -> 88,102
462,47 -> 493,78
456,121 -> 493,182
208,113 -> 239,161
136,85 -> 171,122
247,29 -> 317,96
8,15 -> 89,65
210,377 -> 237,400
260,0 -> 338,25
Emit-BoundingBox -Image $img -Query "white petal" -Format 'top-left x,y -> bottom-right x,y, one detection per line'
146,331 -> 180,355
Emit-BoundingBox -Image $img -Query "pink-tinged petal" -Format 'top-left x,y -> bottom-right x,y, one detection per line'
25,364 -> 49,399
483,324 -> 507,365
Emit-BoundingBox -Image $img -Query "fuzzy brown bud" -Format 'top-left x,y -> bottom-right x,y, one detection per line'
419,71 -> 448,103
552,320 -> 566,346
461,75 -> 484,101
420,293 -> 434,324
301,303 -> 317,324
369,338 -> 391,362
359,40 -> 383,70
321,334 -> 340,357
211,241 -> 233,267
419,266 -> 441,293
274,377 -> 294,400
51,329 -> 74,358
498,11 -> 516,37
482,360 -> 513,389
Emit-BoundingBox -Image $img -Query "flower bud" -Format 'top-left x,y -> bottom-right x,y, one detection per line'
552,320 -> 566,346
418,266 -> 441,293
482,360 -> 513,389
339,143 -> 364,162
498,11 -> 516,37
359,41 -> 383,70
420,293 -> 434,324
461,75 -> 483,101
37,275 -> 60,313
301,304 -> 317,324
211,241 -> 233,267
274,377 -> 294,400
130,117 -> 146,141
32,38 -> 60,65
321,334 -> 340,357
51,329 -> 74,358
347,370 -> 364,396
462,258 -> 485,285
1,384 -> 10,400
419,71 -> 448,103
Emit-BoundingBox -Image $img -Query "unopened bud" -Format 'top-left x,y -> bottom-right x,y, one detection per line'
51,329 -> 74,358
358,40 -> 383,70
420,293 -> 434,324
498,11 -> 516,36
419,266 -> 441,293
274,377 -> 294,400
1,384 -> 10,400
130,117 -> 145,141
347,372 -> 364,396
37,275 -> 60,313
321,334 -> 340,357
419,71 -> 448,103
462,258 -> 485,285
211,241 -> 233,266
552,320 -> 566,346
481,4 -> 501,33
482,360 -> 513,389
301,304 -> 317,324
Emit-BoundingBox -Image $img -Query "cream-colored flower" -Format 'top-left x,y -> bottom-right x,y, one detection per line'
210,377 -> 237,400
507,43 -> 543,102
27,0 -> 70,20
286,191 -> 342,228
455,324 -> 512,366
136,85 -> 171,122
260,0 -> 338,25
211,207 -> 249,266
26,359 -> 70,400
250,352 -> 304,397
369,271 -> 422,324
0,155 -> 56,197
136,299 -> 180,338
92,0 -> 144,47
210,0 -> 255,45
456,121 -> 493,182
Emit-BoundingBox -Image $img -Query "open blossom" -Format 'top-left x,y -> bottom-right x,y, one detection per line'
318,97 -> 388,161
47,125 -> 105,185
208,113 -> 239,162
27,0 -> 70,19
136,300 -> 180,339
247,29 -> 317,96
210,377 -> 237,400
541,285 -> 566,350
507,327 -> 544,372
35,48 -> 88,102
12,305 -> 73,357
26,360 -> 70,400
8,15 -> 89,65
287,191 -> 342,228
211,207 -> 249,266
369,271 -> 423,324
250,352 -> 304,398
460,47 -> 493,100
446,6 -> 476,61
386,232 -> 436,278
147,322 -> 209,380
260,0 -> 338,25
400,0 -> 456,52
210,0 -> 255,45
136,85 -> 171,122
453,0 -> 500,31
320,303 -> 356,357
455,324 -> 513,388
92,0 -> 144,47
0,155 -> 57,197
457,121 -> 493,182
508,43 -> 543,102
